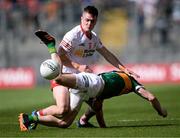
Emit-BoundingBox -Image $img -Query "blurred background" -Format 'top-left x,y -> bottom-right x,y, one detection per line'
0,0 -> 180,87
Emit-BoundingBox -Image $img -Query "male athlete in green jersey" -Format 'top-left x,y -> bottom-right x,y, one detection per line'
77,71 -> 167,128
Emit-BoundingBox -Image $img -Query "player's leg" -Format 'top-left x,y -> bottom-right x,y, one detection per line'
18,87 -> 70,131
37,85 -> 70,117
18,89 -> 84,131
36,109 -> 79,128
136,87 -> 167,117
57,72 -> 104,128
35,90 -> 84,128
35,30 -> 56,54
55,72 -> 104,96
18,83 -> 71,131
19,110 -> 79,130
34,71 -> 102,121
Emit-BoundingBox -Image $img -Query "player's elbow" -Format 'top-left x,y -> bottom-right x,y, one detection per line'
148,94 -> 156,102
138,88 -> 155,102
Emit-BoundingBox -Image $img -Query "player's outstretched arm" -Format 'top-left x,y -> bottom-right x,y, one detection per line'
89,99 -> 106,128
79,99 -> 106,128
121,67 -> 140,79
97,47 -> 140,78
95,106 -> 106,127
136,88 -> 167,117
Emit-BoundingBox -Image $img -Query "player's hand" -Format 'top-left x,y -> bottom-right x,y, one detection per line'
159,108 -> 168,118
124,68 -> 140,79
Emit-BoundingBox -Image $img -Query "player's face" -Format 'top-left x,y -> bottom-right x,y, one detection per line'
81,12 -> 97,32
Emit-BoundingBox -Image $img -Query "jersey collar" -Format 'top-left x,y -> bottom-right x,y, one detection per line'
80,24 -> 92,39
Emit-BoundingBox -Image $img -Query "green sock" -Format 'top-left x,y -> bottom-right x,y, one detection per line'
47,42 -> 57,54
28,114 -> 38,122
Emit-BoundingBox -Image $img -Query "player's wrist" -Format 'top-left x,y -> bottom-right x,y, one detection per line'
119,66 -> 126,71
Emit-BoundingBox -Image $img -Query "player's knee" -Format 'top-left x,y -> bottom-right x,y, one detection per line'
56,106 -> 69,116
60,106 -> 69,115
62,105 -> 69,113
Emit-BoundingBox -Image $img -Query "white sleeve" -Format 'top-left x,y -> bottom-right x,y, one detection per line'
92,32 -> 104,49
59,31 -> 74,52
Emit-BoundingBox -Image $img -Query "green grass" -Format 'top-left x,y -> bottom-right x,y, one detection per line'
0,84 -> 180,137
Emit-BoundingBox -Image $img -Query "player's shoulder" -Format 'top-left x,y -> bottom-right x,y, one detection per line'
64,25 -> 81,38
91,31 -> 101,42
66,25 -> 81,34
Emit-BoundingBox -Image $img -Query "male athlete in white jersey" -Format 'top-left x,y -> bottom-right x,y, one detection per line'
34,5 -> 139,121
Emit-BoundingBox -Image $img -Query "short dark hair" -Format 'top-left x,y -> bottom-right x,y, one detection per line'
83,6 -> 98,17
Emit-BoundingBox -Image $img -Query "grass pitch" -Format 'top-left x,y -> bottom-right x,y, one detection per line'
0,84 -> 180,137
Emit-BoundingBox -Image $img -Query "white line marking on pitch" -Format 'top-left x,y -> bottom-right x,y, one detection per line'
117,118 -> 180,122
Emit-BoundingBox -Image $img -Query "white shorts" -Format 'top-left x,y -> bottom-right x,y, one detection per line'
69,72 -> 105,111
74,72 -> 105,98
69,90 -> 85,111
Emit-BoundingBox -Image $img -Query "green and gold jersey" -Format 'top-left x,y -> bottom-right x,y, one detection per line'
98,71 -> 143,99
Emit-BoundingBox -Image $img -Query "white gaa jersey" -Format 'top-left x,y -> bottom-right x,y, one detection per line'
59,25 -> 103,66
